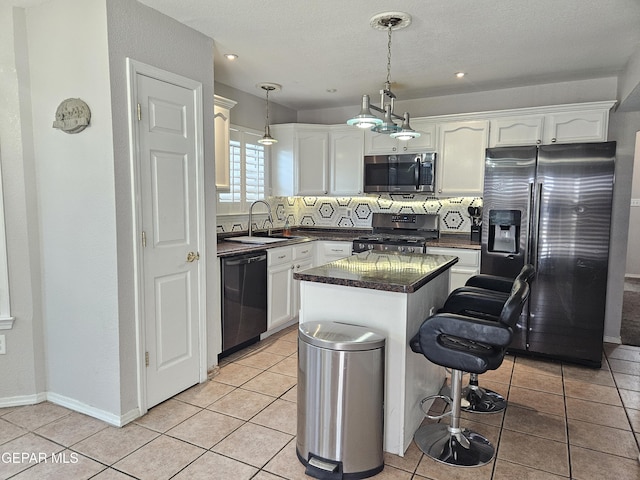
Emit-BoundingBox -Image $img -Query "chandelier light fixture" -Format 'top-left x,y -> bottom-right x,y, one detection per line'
347,12 -> 420,141
257,82 -> 281,145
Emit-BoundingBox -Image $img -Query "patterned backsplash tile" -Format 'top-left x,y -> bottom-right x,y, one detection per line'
217,194 -> 482,234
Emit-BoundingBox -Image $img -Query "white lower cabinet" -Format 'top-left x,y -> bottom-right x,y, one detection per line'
267,243 -> 315,331
426,247 -> 480,293
315,241 -> 352,266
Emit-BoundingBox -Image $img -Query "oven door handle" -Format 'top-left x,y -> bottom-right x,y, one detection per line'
415,157 -> 420,189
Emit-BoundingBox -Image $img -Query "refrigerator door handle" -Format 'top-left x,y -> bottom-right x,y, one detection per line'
530,182 -> 543,271
525,181 -> 534,265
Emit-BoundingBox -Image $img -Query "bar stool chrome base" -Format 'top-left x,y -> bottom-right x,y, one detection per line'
462,384 -> 507,414
414,423 -> 494,467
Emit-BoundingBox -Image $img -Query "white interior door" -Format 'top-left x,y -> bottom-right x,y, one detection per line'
136,71 -> 203,409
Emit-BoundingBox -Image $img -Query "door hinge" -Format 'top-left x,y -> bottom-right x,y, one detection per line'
137,103 -> 142,121
145,351 -> 149,367
141,231 -> 146,247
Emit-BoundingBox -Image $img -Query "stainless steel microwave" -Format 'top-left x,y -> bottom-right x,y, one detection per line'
363,153 -> 436,193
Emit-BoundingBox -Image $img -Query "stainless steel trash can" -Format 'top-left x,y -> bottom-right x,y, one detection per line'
297,321 -> 385,480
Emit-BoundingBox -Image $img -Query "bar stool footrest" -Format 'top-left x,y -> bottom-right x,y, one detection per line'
420,394 -> 452,420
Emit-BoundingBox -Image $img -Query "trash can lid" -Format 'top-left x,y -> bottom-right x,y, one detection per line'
299,321 -> 385,351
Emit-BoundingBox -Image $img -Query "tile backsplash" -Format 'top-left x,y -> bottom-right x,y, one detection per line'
217,194 -> 482,234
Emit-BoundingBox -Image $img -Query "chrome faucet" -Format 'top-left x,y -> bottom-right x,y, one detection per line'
248,200 -> 272,237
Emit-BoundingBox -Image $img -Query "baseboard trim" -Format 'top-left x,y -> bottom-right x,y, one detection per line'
625,274 -> 640,280
603,335 -> 622,344
0,392 -> 140,427
0,392 -> 47,408
47,392 -> 140,427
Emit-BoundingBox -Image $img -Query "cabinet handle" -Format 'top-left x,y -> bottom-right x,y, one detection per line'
551,137 -> 557,143
278,254 -> 286,259
536,139 -> 541,144
403,146 -> 408,151
392,146 -> 397,152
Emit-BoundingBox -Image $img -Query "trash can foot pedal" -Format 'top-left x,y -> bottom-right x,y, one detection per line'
309,456 -> 339,472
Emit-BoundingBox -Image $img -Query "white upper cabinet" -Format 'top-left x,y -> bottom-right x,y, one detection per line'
270,124 -> 329,196
364,118 -> 437,154
296,126 -> 330,195
437,120 -> 489,197
270,124 -> 364,196
489,115 -> 545,147
488,102 -> 614,147
329,126 -> 364,195
543,109 -> 609,144
214,95 -> 237,191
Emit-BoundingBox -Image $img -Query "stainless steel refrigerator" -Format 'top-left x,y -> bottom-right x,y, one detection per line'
481,142 -> 616,367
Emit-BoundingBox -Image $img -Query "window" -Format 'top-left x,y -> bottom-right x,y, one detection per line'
217,126 -> 266,214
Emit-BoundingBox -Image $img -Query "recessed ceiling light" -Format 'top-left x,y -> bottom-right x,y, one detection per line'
224,53 -> 238,60
455,72 -> 465,78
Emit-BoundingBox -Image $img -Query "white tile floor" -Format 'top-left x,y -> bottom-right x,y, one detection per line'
1,325 -> 639,479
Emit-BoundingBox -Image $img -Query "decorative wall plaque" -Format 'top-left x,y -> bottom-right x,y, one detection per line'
52,98 -> 91,134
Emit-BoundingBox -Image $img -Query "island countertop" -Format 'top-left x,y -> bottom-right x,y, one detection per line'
293,251 -> 458,293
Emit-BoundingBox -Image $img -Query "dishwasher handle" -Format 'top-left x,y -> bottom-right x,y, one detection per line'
223,253 -> 267,266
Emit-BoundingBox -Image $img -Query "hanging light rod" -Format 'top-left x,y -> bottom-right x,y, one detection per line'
256,82 -> 281,146
347,12 -> 420,141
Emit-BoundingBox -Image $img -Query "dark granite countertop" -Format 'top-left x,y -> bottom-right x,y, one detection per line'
216,227 -> 366,258
293,251 -> 458,293
427,234 -> 481,250
217,228 -> 480,257
216,236 -> 313,257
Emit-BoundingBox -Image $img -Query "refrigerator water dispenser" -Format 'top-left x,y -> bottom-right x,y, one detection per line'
488,210 -> 521,253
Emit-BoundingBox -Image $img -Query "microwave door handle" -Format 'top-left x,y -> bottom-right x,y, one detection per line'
415,158 -> 420,189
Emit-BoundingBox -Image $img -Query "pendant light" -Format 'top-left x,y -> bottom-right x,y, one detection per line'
347,12 -> 420,140
257,83 -> 281,146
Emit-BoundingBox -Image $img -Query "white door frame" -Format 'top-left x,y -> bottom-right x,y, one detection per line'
126,58 -> 207,416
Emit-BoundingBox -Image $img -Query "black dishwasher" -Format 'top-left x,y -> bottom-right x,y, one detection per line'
221,251 -> 268,357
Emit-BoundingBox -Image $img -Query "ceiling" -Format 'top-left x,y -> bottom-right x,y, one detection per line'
15,0 -> 640,112
134,0 -> 640,111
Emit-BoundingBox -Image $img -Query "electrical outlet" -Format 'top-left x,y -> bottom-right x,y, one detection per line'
631,199 -> 640,207
0,335 -> 5,355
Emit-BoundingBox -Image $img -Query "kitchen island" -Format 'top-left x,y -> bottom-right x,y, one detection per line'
294,251 -> 458,456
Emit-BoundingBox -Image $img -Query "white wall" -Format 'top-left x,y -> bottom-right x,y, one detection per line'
605,110 -> 640,341
0,5 -> 46,403
619,47 -> 640,112
0,0 -> 216,423
626,131 -> 640,276
26,0 -> 121,414
297,77 -> 619,124
215,82 -> 296,131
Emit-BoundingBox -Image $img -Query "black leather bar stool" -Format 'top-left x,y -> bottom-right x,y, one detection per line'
410,279 -> 529,467
438,264 -> 535,413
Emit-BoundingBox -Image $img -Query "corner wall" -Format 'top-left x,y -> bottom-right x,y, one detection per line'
215,81 -> 296,131
626,131 -> 640,276
26,0 -> 121,414
0,5 -> 45,403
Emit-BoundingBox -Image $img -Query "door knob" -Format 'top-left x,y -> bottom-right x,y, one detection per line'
186,251 -> 200,262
